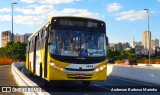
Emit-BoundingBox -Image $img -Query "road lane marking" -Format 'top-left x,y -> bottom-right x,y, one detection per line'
93,84 -> 111,91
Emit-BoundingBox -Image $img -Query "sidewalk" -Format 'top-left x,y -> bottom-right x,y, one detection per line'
0,65 -> 23,95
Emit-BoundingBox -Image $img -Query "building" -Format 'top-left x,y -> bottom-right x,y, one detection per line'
155,39 -> 159,47
15,33 -> 32,43
134,41 -> 144,55
122,42 -> 130,50
142,31 -> 151,49
15,34 -> 24,42
114,43 -> 123,51
140,49 -> 155,56
132,40 -> 135,48
1,32 -> 32,47
151,38 -> 159,49
24,33 -> 32,42
1,30 -> 12,47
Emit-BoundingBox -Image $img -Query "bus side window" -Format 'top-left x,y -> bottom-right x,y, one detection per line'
27,41 -> 30,53
36,33 -> 40,50
32,37 -> 35,52
40,29 -> 46,49
29,39 -> 32,53
41,29 -> 44,39
40,30 -> 44,49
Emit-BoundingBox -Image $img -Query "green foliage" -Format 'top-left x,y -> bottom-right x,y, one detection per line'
107,49 -> 136,61
0,42 -> 27,61
107,49 -> 122,61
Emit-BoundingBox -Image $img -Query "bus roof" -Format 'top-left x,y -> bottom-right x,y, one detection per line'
28,16 -> 105,41
50,16 -> 105,23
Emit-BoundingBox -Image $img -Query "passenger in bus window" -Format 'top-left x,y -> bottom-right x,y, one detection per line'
87,37 -> 95,49
74,43 -> 80,51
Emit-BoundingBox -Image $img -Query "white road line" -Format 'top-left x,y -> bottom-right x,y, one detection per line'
93,84 -> 111,91
110,76 -> 160,87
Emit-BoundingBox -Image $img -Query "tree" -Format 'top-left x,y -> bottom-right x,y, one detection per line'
121,50 -> 136,60
107,49 -> 121,61
0,42 -> 27,61
107,49 -> 114,60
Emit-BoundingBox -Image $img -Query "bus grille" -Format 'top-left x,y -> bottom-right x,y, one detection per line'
65,68 -> 94,71
67,74 -> 93,79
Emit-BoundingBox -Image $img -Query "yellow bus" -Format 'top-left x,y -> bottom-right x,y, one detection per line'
26,16 -> 107,86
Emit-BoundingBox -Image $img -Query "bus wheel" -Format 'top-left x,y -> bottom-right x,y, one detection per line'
29,71 -> 34,77
41,78 -> 48,86
82,81 -> 91,86
30,73 -> 34,77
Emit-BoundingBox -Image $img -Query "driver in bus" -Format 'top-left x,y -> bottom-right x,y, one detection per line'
87,37 -> 95,49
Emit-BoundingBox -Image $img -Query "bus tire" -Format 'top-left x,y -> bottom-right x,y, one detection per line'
30,72 -> 34,77
82,81 -> 91,86
41,78 -> 48,86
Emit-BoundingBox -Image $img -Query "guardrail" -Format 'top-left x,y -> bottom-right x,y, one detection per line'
11,62 -> 49,95
138,64 -> 160,68
107,64 -> 160,86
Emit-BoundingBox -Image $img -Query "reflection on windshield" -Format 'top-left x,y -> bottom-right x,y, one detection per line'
49,30 -> 106,57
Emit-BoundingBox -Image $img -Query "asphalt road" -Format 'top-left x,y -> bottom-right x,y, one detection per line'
21,66 -> 160,95
0,65 -> 23,95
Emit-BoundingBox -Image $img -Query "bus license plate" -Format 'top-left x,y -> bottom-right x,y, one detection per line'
75,74 -> 85,77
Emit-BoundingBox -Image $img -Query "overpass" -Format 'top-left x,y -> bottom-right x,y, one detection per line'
0,62 -> 160,95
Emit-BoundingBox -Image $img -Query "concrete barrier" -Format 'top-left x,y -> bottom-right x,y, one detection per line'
11,62 -> 50,95
138,64 -> 160,68
107,64 -> 160,86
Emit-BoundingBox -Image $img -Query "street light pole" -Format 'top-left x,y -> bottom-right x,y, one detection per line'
11,2 -> 17,63
144,9 -> 151,64
11,2 -> 18,42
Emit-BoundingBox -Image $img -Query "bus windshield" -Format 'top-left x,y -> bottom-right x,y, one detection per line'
49,30 -> 106,57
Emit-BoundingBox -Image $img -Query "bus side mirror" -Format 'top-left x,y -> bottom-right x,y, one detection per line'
106,36 -> 109,46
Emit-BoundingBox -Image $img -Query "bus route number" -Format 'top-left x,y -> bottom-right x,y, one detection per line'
86,65 -> 93,68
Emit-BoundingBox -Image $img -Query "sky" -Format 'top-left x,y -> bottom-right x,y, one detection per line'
0,0 -> 160,47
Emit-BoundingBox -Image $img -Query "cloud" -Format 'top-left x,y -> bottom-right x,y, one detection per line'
16,5 -> 100,19
0,8 -> 11,12
20,0 -> 37,3
0,15 -> 11,21
0,7 -> 100,25
40,0 -> 80,4
15,5 -> 54,15
0,0 -> 100,25
20,0 -> 80,4
15,8 -> 33,14
115,10 -> 147,21
14,15 -> 43,25
106,3 -> 123,12
48,8 -> 100,19
0,15 -> 43,25
157,0 -> 160,2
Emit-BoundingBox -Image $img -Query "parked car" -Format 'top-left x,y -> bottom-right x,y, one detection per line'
107,60 -> 115,64
122,59 -> 138,65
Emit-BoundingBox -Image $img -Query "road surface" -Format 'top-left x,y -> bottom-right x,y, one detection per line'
21,66 -> 160,95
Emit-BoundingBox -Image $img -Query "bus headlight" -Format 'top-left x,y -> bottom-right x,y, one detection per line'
95,69 -> 99,72
95,64 -> 106,72
50,63 -> 55,66
49,60 -> 64,72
